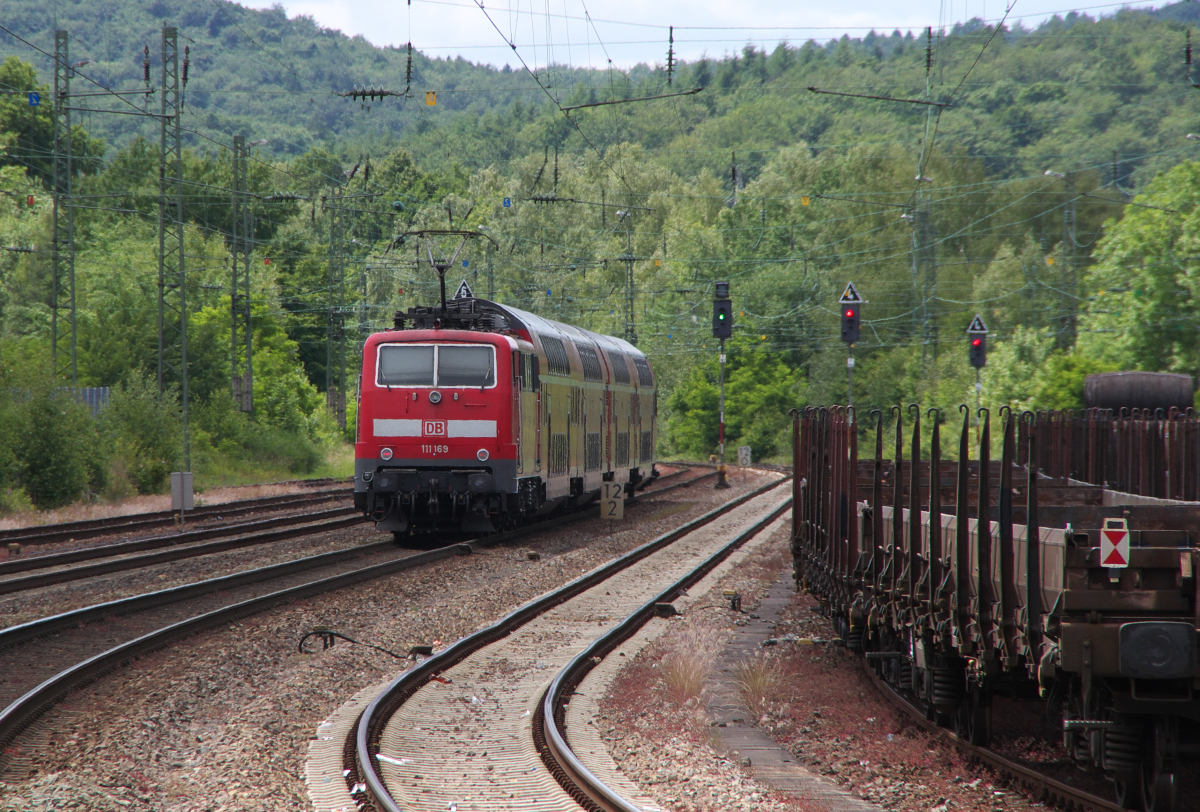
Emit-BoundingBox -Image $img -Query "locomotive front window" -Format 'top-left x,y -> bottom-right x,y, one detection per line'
438,345 -> 495,387
378,345 -> 434,386
375,344 -> 496,388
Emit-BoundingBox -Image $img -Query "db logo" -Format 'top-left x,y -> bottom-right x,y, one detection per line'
423,420 -> 446,436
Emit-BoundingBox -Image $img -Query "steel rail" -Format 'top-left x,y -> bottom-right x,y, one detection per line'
0,484 -> 349,546
0,508 -> 361,595
352,476 -> 790,812
0,503 -> 356,577
0,504 -> 598,751
1,470 -> 692,588
539,499 -> 792,812
861,661 -> 1128,812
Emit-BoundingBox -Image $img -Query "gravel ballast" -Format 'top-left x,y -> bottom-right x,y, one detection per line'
0,470 -> 764,811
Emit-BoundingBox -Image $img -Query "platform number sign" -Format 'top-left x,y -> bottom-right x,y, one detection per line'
503,198 -> 511,208
28,92 -> 39,106
602,481 -> 625,520
1100,518 -> 1130,568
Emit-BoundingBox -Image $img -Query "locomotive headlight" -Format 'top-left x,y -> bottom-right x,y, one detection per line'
477,449 -> 489,461
429,390 -> 442,404
381,447 -> 394,461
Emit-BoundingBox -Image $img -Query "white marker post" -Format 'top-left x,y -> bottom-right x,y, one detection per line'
601,481 -> 625,520
171,471 -> 194,527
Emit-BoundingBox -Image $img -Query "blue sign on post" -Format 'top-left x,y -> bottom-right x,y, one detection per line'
503,198 -> 511,208
462,260 -> 468,267
28,92 -> 40,106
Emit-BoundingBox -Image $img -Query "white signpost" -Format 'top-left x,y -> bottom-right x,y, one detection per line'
737,445 -> 752,467
171,471 -> 194,525
601,481 -> 625,520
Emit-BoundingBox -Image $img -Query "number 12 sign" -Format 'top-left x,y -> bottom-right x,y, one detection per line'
602,481 -> 624,520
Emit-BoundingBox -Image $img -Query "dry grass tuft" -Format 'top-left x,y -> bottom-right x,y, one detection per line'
659,625 -> 723,705
734,653 -> 786,712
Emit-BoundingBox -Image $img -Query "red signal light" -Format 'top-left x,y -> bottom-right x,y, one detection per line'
972,338 -> 981,346
845,309 -> 854,317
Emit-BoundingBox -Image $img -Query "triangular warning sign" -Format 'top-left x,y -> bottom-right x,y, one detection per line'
839,282 -> 864,304
967,314 -> 988,334
1100,528 -> 1129,567
453,279 -> 475,299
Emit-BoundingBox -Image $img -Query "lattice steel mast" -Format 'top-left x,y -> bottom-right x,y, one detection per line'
230,134 -> 253,413
157,26 -> 190,469
327,181 -> 347,430
51,30 -> 77,384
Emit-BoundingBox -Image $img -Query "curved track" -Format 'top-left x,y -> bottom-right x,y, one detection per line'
0,465 -> 702,756
341,476 -> 790,812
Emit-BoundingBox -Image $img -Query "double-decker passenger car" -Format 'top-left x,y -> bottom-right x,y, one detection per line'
353,296 -> 657,536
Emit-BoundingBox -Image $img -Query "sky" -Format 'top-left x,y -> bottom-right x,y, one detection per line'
247,0 -> 1164,68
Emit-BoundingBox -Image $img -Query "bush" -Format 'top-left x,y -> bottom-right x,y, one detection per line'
194,395 -> 323,475
665,347 -> 802,461
0,485 -> 33,515
11,384 -> 106,508
98,372 -> 182,494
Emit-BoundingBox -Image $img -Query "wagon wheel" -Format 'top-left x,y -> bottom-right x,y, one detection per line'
1141,717 -> 1178,812
954,687 -> 991,746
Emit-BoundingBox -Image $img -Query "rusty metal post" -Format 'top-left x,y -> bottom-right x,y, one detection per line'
976,408 -> 993,656
1024,412 -> 1042,677
955,406 -> 973,653
891,407 -> 905,613
872,410 -> 885,591
927,409 -> 943,624
848,408 -> 860,586
908,405 -> 923,603
998,407 -> 1019,669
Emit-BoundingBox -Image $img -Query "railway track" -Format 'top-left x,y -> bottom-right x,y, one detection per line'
0,480 -> 350,549
328,475 -> 790,812
0,466 -> 703,756
0,465 -> 701,598
861,661 -> 1127,812
0,506 -> 359,595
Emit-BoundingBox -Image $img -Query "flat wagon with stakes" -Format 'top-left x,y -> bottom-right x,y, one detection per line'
792,405 -> 1200,812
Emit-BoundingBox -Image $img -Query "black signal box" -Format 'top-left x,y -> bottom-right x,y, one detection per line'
969,334 -> 987,368
840,304 -> 860,343
713,299 -> 733,339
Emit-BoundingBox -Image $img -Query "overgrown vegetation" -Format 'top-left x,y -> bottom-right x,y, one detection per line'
3,2 -> 1200,510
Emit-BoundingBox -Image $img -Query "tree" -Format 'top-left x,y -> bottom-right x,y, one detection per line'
0,57 -> 104,183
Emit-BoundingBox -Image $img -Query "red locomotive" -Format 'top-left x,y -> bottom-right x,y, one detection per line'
353,295 -> 658,536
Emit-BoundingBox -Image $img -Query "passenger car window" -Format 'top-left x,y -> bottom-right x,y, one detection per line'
378,345 -> 434,386
438,345 -> 495,387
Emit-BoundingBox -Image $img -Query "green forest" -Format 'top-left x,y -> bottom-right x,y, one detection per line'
4,0 -> 1200,511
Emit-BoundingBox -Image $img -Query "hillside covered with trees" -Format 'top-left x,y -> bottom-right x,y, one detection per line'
3,0 -> 1200,510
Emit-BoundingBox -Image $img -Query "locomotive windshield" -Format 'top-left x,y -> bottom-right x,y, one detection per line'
438,346 -> 495,386
378,345 -> 435,385
376,343 -> 495,387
